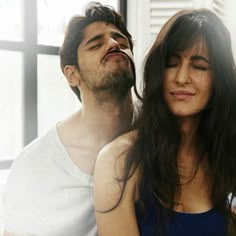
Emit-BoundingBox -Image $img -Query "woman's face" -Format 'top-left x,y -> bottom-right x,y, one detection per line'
163,43 -> 212,118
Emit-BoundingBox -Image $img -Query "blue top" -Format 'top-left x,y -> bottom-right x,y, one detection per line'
135,191 -> 226,236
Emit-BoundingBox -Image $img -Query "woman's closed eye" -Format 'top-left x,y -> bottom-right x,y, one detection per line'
192,62 -> 210,71
166,56 -> 180,68
166,62 -> 178,68
193,65 -> 209,71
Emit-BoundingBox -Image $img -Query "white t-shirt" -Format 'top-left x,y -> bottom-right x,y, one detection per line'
4,126 -> 97,236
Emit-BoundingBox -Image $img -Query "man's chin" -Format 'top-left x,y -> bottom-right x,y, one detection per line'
97,72 -> 133,94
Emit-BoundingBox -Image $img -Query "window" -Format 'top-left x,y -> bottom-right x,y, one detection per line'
0,0 -> 24,42
0,0 -> 126,233
38,0 -> 119,46
0,0 -> 126,164
37,54 -> 79,136
0,51 -> 23,159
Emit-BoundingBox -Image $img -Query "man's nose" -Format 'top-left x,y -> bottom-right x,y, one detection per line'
106,38 -> 120,51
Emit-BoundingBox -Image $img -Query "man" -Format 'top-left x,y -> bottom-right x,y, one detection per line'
4,2 -> 135,236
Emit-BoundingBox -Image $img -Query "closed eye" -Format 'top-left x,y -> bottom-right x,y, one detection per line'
117,39 -> 129,49
113,33 -> 129,49
120,44 -> 129,49
166,63 -> 178,68
191,56 -> 210,71
193,66 -> 209,71
89,44 -> 102,50
166,55 -> 180,68
192,61 -> 210,71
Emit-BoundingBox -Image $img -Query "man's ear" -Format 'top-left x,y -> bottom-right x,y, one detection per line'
63,65 -> 81,86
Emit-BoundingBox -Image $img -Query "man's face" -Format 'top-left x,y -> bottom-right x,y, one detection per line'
77,21 -> 134,97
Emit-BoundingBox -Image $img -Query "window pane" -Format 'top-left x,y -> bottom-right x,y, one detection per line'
0,0 -> 24,41
37,0 -> 118,46
37,54 -> 80,136
0,51 -> 23,158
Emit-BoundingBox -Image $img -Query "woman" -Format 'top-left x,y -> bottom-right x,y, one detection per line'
93,9 -> 236,236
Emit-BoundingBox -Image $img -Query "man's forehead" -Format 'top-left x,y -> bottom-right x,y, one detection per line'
81,21 -> 123,42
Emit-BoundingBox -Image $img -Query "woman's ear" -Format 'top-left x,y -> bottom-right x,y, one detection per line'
63,65 -> 81,86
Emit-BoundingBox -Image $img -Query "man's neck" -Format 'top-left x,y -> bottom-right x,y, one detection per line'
56,91 -> 133,175
58,91 -> 133,149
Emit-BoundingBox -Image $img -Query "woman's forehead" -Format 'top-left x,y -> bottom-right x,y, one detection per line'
168,37 -> 208,57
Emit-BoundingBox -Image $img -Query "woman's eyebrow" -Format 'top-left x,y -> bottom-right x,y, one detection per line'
167,53 -> 180,59
191,55 -> 209,63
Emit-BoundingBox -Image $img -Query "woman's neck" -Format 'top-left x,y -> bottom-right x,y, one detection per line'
176,115 -> 208,182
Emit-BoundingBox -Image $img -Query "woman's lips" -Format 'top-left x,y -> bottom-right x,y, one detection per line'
170,90 -> 195,100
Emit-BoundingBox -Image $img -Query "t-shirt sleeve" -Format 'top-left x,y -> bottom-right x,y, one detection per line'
3,157 -> 39,235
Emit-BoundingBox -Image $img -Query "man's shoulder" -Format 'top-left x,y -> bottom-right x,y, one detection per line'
15,125 -> 59,162
6,125 -> 60,183
4,125 -> 66,202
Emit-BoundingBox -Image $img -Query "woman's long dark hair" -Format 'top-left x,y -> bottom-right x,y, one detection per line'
122,9 -> 236,235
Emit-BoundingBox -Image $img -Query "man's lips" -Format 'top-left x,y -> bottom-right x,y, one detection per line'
170,90 -> 195,100
103,51 -> 129,61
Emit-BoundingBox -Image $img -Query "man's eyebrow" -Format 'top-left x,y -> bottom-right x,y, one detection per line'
85,34 -> 104,47
111,31 -> 128,40
191,55 -> 209,63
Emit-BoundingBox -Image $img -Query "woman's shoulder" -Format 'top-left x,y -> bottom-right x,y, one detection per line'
94,130 -> 138,211
97,130 -> 137,165
94,129 -> 140,235
108,129 -> 137,149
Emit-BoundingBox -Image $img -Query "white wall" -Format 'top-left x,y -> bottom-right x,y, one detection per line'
127,0 -> 154,90
225,0 -> 236,59
127,0 -> 236,82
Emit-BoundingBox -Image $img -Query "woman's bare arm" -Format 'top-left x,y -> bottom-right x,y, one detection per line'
93,132 -> 140,236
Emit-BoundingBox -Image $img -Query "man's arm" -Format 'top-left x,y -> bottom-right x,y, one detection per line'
3,155 -> 37,236
93,133 -> 140,236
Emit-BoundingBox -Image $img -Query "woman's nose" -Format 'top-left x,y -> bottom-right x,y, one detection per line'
174,65 -> 191,84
